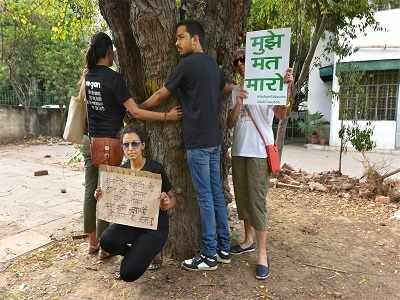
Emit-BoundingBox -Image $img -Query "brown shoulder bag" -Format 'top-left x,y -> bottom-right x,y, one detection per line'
90,137 -> 123,167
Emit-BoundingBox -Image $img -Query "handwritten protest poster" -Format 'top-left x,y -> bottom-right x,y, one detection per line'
244,28 -> 291,105
97,165 -> 162,230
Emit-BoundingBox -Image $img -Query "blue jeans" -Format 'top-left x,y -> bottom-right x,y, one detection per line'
186,145 -> 230,257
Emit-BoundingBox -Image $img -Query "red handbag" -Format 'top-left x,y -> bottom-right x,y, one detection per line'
266,144 -> 281,174
244,106 -> 281,175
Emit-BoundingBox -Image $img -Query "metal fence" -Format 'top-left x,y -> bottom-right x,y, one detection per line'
272,110 -> 307,143
0,89 -> 57,107
0,87 -> 307,142
340,83 -> 399,121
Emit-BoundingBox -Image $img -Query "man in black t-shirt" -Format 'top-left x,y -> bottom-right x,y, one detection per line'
141,20 -> 247,271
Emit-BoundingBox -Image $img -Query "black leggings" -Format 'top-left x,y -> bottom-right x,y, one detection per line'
100,223 -> 168,282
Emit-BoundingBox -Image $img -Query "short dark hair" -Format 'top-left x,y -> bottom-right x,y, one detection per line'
176,20 -> 205,46
120,123 -> 146,143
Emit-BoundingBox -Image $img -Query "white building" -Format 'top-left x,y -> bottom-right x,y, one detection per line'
307,8 -> 400,150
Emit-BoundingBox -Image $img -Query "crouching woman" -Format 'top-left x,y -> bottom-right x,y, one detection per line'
95,124 -> 175,282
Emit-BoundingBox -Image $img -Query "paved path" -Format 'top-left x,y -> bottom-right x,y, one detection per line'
0,143 -> 398,263
0,143 -> 83,263
282,144 -> 400,179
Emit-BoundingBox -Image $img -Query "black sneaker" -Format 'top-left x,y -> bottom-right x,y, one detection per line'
230,243 -> 256,255
216,250 -> 231,264
181,254 -> 218,271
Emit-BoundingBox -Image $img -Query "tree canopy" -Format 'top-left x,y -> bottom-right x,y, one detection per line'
0,0 -> 105,105
247,0 -> 391,152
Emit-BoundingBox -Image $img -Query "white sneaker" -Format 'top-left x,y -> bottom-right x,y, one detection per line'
216,250 -> 231,264
181,254 -> 218,271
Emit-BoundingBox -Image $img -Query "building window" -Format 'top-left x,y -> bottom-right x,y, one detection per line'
375,0 -> 400,11
339,70 -> 400,121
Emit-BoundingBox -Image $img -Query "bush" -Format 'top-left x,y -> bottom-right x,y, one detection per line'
297,112 -> 324,138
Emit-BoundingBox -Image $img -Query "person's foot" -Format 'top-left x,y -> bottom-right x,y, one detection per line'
255,264 -> 270,280
148,262 -> 162,271
216,250 -> 231,264
181,254 -> 218,271
87,243 -> 100,254
148,252 -> 163,270
255,255 -> 270,280
257,256 -> 268,267
230,242 -> 256,255
98,248 -> 112,260
87,233 -> 99,254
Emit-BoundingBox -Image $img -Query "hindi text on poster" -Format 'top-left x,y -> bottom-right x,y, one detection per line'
97,165 -> 162,230
244,28 -> 291,105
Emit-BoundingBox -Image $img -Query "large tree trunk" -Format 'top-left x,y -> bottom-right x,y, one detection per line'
99,0 -> 251,259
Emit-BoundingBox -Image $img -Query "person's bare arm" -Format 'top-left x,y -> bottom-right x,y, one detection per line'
227,96 -> 243,129
124,98 -> 181,121
272,106 -> 289,120
272,68 -> 294,120
140,87 -> 172,110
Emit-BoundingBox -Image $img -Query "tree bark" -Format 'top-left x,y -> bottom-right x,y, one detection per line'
99,0 -> 250,259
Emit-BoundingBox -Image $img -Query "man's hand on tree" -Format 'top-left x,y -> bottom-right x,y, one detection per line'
166,106 -> 182,121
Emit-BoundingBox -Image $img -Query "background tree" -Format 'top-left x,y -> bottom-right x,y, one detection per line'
333,68 -> 369,173
98,0 -> 251,259
333,68 -> 400,197
247,0 -> 385,156
0,0 -> 103,134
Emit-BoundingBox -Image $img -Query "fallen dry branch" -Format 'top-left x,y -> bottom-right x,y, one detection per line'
0,262 -> 12,272
301,262 -> 385,277
382,168 -> 400,180
278,163 -> 400,202
276,182 -> 304,189
301,263 -> 348,274
72,234 -> 88,240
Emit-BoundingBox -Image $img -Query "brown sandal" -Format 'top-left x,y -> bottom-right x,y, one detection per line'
148,261 -> 162,271
148,251 -> 163,271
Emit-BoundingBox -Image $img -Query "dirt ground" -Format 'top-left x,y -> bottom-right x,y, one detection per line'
1,183 -> 400,300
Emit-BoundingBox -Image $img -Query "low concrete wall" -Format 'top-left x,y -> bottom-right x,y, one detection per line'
0,106 -> 64,143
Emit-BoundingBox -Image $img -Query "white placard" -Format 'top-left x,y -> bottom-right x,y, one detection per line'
97,165 -> 162,230
244,28 -> 291,105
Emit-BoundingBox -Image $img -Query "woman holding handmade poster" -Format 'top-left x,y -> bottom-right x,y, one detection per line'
94,124 -> 176,282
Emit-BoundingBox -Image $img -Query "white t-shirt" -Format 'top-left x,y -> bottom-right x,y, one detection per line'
230,87 -> 275,158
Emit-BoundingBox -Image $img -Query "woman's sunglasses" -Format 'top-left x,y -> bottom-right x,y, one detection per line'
122,141 -> 142,149
233,56 -> 245,66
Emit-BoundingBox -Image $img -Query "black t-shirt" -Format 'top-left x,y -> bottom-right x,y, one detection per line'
165,53 -> 225,149
85,65 -> 131,138
122,159 -> 172,230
